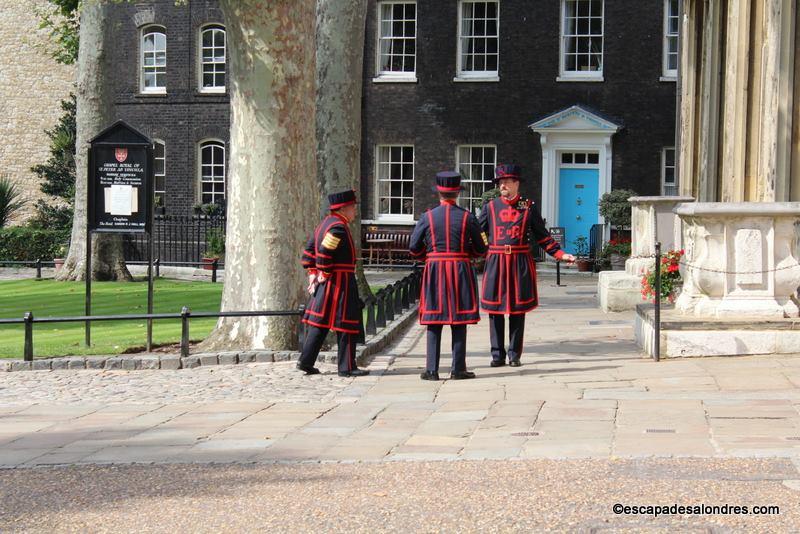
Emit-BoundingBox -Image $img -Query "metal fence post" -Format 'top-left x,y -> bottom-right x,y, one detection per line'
654,242 -> 661,362
375,290 -> 386,328
23,312 -> 33,361
180,306 -> 191,358
365,298 -> 377,335
401,278 -> 410,309
212,259 -> 218,283
35,259 -> 42,280
394,282 -> 403,313
385,286 -> 395,321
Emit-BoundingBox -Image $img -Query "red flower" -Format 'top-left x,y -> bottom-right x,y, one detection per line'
667,264 -> 679,273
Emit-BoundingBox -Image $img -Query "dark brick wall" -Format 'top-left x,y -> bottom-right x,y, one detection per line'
360,0 -> 677,221
105,0 -> 676,222
109,0 -> 229,216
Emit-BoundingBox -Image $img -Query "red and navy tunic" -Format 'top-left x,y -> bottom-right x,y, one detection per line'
300,213 -> 361,334
479,196 -> 564,314
409,200 -> 488,325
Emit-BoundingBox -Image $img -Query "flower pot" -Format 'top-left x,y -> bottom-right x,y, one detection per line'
609,253 -> 627,271
201,257 -> 219,271
53,258 -> 64,271
576,258 -> 593,272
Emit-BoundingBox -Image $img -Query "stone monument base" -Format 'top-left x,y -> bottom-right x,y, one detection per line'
635,304 -> 800,358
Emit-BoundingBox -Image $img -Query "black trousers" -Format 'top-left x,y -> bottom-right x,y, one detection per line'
426,324 -> 467,374
489,314 -> 525,363
299,325 -> 357,373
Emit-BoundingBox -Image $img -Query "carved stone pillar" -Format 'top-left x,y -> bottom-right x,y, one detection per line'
675,202 -> 800,317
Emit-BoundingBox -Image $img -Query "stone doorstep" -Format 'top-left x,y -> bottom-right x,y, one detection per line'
0,305 -> 418,373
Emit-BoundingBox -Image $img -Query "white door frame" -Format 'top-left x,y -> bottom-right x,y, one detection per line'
529,106 -> 621,230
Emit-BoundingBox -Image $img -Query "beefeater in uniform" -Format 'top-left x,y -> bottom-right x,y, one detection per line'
297,189 -> 369,377
409,171 -> 488,381
479,164 -> 575,367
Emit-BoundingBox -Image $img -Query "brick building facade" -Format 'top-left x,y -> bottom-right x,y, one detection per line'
106,1 -> 677,249
108,0 -> 229,216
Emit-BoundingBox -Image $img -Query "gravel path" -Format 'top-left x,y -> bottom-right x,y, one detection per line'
1,459 -> 799,532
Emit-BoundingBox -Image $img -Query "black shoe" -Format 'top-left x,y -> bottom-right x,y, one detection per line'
296,363 -> 320,375
338,368 -> 370,377
450,370 -> 476,380
509,359 -> 522,367
490,360 -> 506,367
420,371 -> 440,381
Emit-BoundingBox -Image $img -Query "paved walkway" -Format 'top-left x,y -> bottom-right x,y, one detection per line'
3,272 -> 800,466
6,272 -> 800,530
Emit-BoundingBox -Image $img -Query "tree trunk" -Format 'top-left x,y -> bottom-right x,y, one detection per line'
58,1 -> 131,282
316,0 -> 371,299
201,0 -> 318,351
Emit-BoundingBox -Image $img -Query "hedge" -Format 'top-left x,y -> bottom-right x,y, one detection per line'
0,227 -> 70,262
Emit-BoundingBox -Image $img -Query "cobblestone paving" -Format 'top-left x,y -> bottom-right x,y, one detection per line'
0,361 -> 354,405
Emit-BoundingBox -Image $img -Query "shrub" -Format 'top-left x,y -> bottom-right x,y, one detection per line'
204,228 -> 225,258
598,189 -> 637,229
641,249 -> 684,303
0,227 -> 69,261
601,237 -> 632,257
0,176 -> 28,228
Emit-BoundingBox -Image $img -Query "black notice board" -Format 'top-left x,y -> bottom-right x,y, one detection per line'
88,121 -> 153,233
549,227 -> 565,247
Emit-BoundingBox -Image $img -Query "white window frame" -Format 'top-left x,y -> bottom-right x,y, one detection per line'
140,26 -> 167,94
375,145 -> 415,222
199,24 -> 226,93
557,0 -> 604,82
198,139 -> 226,205
154,139 -> 166,208
662,0 -> 679,80
456,144 -> 497,214
374,1 -> 417,83
661,147 -> 677,195
454,0 -> 500,82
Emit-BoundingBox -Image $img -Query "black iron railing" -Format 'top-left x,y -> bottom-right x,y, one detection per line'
0,268 -> 422,361
124,214 -> 226,263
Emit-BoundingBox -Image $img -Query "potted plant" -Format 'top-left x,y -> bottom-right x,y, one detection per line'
153,194 -> 165,216
598,189 -> 636,231
202,228 -> 225,270
53,243 -> 68,271
601,237 -> 632,270
641,249 -> 685,303
572,236 -> 593,272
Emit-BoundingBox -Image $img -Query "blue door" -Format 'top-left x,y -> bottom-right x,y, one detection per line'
558,168 -> 599,255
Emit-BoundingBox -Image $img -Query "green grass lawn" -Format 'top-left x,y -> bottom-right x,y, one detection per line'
0,279 -> 391,359
0,279 -> 223,358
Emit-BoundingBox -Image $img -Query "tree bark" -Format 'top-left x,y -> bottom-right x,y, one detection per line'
315,0 -> 372,299
201,0 -> 318,351
58,0 -> 131,282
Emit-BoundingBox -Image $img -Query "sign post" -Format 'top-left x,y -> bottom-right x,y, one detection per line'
87,121 -> 154,348
549,227 -> 566,287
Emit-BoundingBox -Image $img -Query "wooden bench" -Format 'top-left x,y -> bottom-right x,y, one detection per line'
362,229 -> 412,266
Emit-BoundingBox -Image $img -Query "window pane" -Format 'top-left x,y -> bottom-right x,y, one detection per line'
378,2 -> 416,74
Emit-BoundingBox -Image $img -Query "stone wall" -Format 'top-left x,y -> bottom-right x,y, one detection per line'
0,1 -> 75,224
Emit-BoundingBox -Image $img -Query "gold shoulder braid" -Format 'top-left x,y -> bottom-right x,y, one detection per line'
516,199 -> 530,210
321,232 -> 341,249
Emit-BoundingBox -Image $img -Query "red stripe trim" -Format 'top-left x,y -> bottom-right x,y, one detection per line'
329,200 -> 356,210
488,245 -> 530,252
426,252 -> 470,258
437,185 -> 461,192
